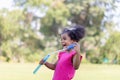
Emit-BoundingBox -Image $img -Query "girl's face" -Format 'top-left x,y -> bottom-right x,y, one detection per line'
61,33 -> 74,48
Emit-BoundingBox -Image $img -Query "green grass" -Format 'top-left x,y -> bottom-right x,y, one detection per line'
0,63 -> 120,80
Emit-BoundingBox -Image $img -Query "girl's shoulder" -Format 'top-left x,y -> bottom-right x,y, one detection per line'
58,51 -> 66,59
59,50 -> 76,55
58,51 -> 66,55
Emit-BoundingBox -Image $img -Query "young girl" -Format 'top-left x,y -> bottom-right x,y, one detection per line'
40,25 -> 85,80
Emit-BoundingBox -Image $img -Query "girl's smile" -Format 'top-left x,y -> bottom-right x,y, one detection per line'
61,33 -> 74,48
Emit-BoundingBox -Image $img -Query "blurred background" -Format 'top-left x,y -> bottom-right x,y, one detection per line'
0,0 -> 120,80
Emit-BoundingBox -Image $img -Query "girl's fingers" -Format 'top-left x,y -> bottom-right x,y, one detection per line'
73,42 -> 80,48
39,59 -> 44,64
73,42 -> 80,53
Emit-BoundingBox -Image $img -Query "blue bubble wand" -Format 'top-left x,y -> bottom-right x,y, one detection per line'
33,44 -> 76,74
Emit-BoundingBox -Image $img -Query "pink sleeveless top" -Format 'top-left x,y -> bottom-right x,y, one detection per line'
52,50 -> 82,80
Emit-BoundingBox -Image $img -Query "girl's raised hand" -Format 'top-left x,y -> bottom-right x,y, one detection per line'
73,42 -> 80,54
39,59 -> 45,65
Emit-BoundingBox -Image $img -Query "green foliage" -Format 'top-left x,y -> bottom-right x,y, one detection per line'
0,9 -> 44,62
40,0 -> 70,37
0,0 -> 119,64
86,49 -> 102,64
100,32 -> 120,64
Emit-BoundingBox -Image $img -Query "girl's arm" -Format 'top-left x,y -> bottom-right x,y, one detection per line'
44,61 -> 57,70
73,43 -> 81,70
39,60 -> 57,70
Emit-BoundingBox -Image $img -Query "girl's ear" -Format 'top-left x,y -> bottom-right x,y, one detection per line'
72,41 -> 76,44
73,40 -> 77,42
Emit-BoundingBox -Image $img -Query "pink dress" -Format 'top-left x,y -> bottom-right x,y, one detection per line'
52,50 -> 82,80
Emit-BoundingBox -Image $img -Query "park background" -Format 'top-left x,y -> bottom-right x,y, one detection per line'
0,0 -> 120,80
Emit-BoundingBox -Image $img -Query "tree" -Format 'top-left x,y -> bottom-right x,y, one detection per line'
0,0 -> 118,63
0,9 -> 44,62
100,32 -> 120,64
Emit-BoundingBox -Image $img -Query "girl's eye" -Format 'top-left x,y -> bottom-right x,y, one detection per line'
63,37 -> 66,40
61,37 -> 66,41
62,37 -> 66,40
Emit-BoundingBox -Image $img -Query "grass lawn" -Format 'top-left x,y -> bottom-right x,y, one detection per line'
0,63 -> 120,80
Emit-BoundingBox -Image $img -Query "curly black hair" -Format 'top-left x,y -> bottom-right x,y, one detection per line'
61,25 -> 85,42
